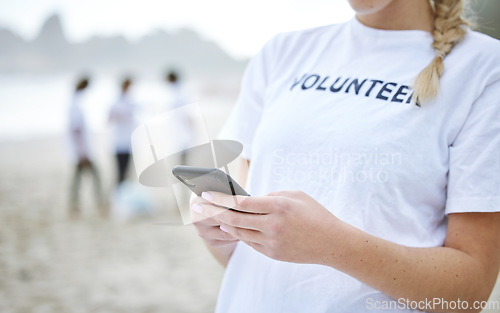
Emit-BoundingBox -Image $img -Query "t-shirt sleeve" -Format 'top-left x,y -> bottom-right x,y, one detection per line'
217,37 -> 276,160
445,79 -> 500,214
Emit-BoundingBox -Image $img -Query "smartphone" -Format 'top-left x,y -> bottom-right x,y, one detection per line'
172,165 -> 249,197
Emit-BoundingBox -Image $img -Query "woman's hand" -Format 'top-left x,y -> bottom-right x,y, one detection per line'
190,195 -> 239,247
193,190 -> 343,264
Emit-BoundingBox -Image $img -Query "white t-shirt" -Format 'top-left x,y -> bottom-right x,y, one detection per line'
216,17 -> 500,313
109,94 -> 137,153
68,91 -> 93,162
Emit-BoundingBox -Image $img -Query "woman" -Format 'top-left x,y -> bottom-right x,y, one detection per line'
192,0 -> 500,312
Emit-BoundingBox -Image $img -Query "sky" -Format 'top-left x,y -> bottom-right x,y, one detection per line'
0,0 -> 355,59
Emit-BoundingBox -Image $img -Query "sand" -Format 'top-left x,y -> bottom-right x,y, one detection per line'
0,135 -> 226,313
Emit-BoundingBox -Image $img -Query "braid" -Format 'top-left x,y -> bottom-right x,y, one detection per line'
413,0 -> 469,104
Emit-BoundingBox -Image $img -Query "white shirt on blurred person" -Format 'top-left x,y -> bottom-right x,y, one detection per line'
108,93 -> 137,154
68,90 -> 92,163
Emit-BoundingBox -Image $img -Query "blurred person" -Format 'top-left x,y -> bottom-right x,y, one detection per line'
108,77 -> 137,184
190,1 -> 500,312
68,76 -> 105,218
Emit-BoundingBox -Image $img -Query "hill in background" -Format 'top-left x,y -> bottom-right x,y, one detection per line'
0,14 -> 247,77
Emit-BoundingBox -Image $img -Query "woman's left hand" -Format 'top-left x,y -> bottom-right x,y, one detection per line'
192,190 -> 344,264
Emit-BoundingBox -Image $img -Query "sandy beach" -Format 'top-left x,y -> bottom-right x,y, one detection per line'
0,134 -> 227,313
1,113 -> 499,313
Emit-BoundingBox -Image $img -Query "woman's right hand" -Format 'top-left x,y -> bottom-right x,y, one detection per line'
190,196 -> 239,247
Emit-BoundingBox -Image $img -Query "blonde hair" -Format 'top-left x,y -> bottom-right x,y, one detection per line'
413,0 -> 470,105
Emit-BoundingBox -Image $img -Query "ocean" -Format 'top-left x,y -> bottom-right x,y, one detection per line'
0,73 -> 231,141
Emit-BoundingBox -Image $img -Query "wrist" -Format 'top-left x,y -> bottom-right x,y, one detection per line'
315,216 -> 355,267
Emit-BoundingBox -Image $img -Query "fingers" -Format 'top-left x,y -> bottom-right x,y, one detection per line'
190,195 -> 211,206
194,202 -> 265,231
201,192 -> 284,214
220,224 -> 264,245
196,224 -> 237,243
190,196 -> 225,223
200,191 -> 249,211
192,202 -> 228,220
191,211 -> 220,225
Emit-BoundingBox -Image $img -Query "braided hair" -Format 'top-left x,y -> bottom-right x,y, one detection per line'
413,0 -> 470,104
